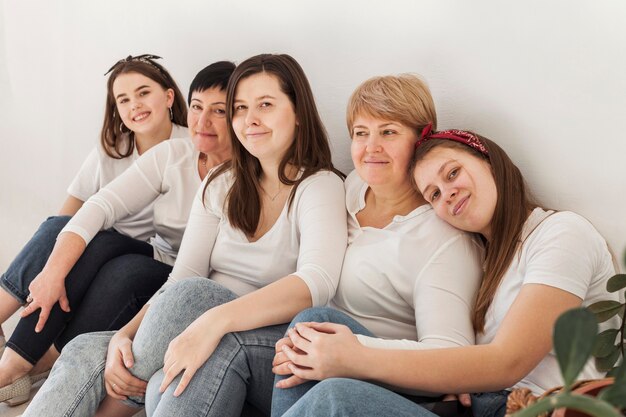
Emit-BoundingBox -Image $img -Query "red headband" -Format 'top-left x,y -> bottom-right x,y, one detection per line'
416,123 -> 489,156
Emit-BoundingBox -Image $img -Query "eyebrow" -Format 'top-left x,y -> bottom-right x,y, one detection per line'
352,122 -> 399,130
191,98 -> 226,106
116,85 -> 150,100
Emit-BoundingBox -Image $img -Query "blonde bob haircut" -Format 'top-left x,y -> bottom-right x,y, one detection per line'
346,74 -> 437,135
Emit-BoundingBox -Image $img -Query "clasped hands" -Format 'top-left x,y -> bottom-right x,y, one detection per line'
272,322 -> 361,389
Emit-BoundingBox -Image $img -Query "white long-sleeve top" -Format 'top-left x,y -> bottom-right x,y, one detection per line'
159,169 -> 348,306
67,124 -> 187,242
62,138 -> 201,266
332,171 -> 484,350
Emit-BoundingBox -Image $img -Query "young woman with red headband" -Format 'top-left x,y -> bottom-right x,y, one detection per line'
272,127 -> 619,417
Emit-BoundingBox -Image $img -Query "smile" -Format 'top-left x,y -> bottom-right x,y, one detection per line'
132,112 -> 150,122
453,196 -> 469,216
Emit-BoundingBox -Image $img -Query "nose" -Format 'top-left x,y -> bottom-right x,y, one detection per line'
198,109 -> 212,128
444,187 -> 458,203
244,107 -> 260,126
365,133 -> 382,153
131,99 -> 142,111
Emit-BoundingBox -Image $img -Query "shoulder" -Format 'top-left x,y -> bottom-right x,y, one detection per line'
525,209 -> 606,251
296,169 -> 345,195
418,208 -> 484,255
170,123 -> 188,139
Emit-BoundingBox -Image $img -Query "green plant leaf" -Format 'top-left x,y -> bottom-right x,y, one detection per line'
607,274 -> 626,292
593,329 -> 619,358
595,346 -> 620,372
587,301 -> 625,323
599,363 -> 626,407
554,308 -> 598,387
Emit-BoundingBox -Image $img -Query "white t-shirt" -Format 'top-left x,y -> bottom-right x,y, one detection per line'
67,124 -> 187,241
159,169 -> 348,306
62,137 -> 201,266
476,207 -> 620,395
333,171 -> 484,350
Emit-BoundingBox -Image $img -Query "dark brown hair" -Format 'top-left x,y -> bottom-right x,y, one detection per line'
413,136 -> 536,333
101,59 -> 187,158
205,53 -> 343,236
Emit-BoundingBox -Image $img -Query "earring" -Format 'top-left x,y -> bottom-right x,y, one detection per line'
169,107 -> 173,121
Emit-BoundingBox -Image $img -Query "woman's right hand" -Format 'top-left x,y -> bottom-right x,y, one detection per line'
20,270 -> 70,332
272,335 -> 308,389
104,331 -> 147,400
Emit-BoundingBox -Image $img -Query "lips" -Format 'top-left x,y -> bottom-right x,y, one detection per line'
245,131 -> 269,140
453,196 -> 469,216
132,111 -> 150,122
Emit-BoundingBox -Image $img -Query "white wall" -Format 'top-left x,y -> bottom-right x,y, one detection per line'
1,0 -> 625,270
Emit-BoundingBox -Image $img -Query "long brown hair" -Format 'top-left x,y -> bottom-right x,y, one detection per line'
413,136 -> 536,333
101,58 -> 187,159
205,53 -> 343,236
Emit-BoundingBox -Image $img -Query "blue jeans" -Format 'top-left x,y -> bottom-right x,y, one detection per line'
24,278 -> 285,417
131,278 -> 288,417
1,215 -> 171,364
271,307 -> 373,416
272,309 -> 509,417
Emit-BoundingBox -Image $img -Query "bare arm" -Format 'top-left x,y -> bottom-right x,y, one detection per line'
350,284 -> 582,393
58,195 -> 84,216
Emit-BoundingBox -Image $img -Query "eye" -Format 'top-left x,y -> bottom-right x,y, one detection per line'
430,189 -> 441,202
382,129 -> 397,136
448,168 -> 459,180
214,108 -> 226,116
191,104 -> 203,112
139,90 -> 150,97
352,130 -> 368,139
118,98 -> 129,104
234,104 -> 247,112
259,102 -> 272,109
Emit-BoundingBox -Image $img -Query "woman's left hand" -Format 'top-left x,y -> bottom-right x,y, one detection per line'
280,322 -> 362,384
159,313 -> 225,397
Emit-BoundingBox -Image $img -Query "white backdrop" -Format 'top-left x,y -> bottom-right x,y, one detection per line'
1,0 -> 625,270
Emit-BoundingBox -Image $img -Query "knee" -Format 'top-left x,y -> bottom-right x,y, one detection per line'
59,332 -> 111,369
291,307 -> 336,327
42,215 -> 71,233
158,277 -> 236,309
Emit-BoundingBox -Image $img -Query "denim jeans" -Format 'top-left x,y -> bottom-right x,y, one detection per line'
271,307 -> 374,417
24,277 -> 287,417
2,215 -> 170,364
129,278 -> 288,417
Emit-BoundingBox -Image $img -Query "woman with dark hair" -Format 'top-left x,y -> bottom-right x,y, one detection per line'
23,53 -> 347,417
0,61 -> 234,406
272,128 -> 619,417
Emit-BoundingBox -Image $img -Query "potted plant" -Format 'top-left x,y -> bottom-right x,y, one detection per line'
509,270 -> 626,417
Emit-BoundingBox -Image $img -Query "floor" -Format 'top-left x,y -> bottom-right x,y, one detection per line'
0,313 -> 146,417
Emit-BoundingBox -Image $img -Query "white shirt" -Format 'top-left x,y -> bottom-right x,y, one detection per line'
62,137 -> 201,266
333,171 -> 484,350
161,169 -> 348,305
67,124 -> 187,241
477,207 -> 621,395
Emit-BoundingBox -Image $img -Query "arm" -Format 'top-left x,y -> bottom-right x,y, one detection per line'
58,195 -> 84,216
160,172 -> 348,395
24,142 -> 172,329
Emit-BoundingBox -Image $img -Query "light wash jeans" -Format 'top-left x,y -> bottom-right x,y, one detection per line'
272,307 -> 509,417
24,277 -> 286,417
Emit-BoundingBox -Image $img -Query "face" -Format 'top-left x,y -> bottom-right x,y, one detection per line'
413,146 -> 497,238
231,72 -> 297,163
187,87 -> 230,155
351,114 -> 418,188
112,72 -> 174,136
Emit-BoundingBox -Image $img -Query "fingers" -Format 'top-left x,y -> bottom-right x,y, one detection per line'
159,360 -> 183,394
173,368 -> 197,397
34,306 -> 51,333
272,360 -> 294,376
120,343 -> 135,369
275,374 -> 307,389
305,321 -> 345,334
19,302 -> 38,318
105,381 -> 128,400
275,336 -> 293,353
272,350 -> 290,367
458,393 -> 472,407
281,344 -> 311,368
59,294 -> 71,313
288,327 -> 312,352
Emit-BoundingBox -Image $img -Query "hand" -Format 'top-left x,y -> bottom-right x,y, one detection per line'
159,313 -> 225,397
103,331 -> 147,400
272,335 -> 308,389
280,322 -> 362,384
442,393 -> 472,407
21,271 -> 70,332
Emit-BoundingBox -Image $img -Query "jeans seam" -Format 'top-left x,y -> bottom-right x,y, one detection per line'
64,358 -> 107,417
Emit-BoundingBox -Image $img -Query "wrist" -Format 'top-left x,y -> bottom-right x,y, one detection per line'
201,306 -> 235,335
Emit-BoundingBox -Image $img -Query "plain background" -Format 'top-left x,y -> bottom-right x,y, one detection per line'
1,0 -> 625,271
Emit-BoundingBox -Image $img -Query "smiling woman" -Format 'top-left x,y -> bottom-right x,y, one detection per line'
0,60 -> 236,409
